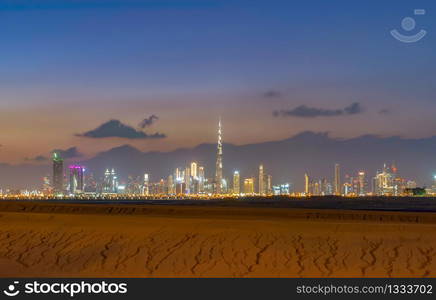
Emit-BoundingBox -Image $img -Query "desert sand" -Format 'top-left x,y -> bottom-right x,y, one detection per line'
0,201 -> 436,277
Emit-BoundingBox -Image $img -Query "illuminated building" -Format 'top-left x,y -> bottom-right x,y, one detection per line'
259,164 -> 265,195
266,175 -> 272,195
358,171 -> 367,196
69,165 -> 85,195
222,178 -> 228,193
52,152 -> 64,195
158,179 -> 166,194
343,182 -> 352,196
42,176 -> 51,195
127,175 -> 142,195
405,180 -> 416,189
198,166 -> 205,193
176,182 -> 186,195
334,163 -> 341,195
372,163 -> 407,196
273,183 -> 290,195
143,173 -> 150,195
304,173 -> 310,195
103,168 -> 118,194
84,172 -> 97,194
190,162 -> 198,178
215,118 -> 223,194
243,178 -> 255,195
313,180 -> 320,195
167,175 -> 175,195
233,171 -> 240,194
175,168 -> 182,182
184,166 -> 191,194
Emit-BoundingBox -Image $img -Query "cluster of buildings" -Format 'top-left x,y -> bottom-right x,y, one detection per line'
44,119 -> 281,197
304,163 -> 418,196
1,119 -> 431,198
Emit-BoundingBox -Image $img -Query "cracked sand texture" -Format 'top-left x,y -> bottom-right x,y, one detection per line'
0,202 -> 436,277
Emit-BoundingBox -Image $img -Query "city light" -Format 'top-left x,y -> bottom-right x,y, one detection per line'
0,119 -> 429,199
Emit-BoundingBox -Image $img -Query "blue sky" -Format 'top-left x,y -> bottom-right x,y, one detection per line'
0,0 -> 435,162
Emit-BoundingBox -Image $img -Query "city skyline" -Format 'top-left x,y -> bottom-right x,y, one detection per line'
2,126 -> 436,191
0,120 -> 433,197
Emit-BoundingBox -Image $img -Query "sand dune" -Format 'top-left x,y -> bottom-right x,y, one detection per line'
0,201 -> 436,277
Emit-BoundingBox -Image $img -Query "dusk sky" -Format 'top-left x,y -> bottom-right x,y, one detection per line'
1,0 -> 435,164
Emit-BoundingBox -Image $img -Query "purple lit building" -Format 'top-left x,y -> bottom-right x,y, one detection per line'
69,165 -> 85,195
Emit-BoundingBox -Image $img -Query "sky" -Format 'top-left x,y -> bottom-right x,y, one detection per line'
0,0 -> 436,164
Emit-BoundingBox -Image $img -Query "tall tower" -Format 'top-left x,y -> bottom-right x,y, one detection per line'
334,163 -> 341,195
258,164 -> 265,195
52,152 -> 64,195
304,173 -> 310,195
358,171 -> 366,196
69,165 -> 85,195
215,118 -> 223,194
190,162 -> 198,178
143,173 -> 150,196
243,178 -> 255,194
233,171 -> 240,195
198,166 -> 205,193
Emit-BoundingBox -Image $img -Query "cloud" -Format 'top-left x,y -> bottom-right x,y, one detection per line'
51,147 -> 83,159
263,90 -> 282,98
25,155 -> 48,162
77,120 -> 166,139
273,102 -> 363,118
379,108 -> 391,115
138,115 -> 159,129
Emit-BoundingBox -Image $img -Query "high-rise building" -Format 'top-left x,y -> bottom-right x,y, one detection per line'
304,173 -> 310,195
184,166 -> 191,194
358,171 -> 366,196
215,118 -> 223,194
266,175 -> 272,195
167,175 -> 175,195
258,164 -> 265,195
52,152 -> 64,195
190,162 -> 198,178
84,172 -> 97,194
143,173 -> 150,195
243,178 -> 255,195
69,165 -> 85,195
103,168 -> 118,194
198,166 -> 205,193
175,168 -> 182,182
233,171 -> 240,194
42,176 -> 51,195
334,163 -> 341,195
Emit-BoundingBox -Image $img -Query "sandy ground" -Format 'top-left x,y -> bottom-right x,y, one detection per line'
0,201 -> 436,277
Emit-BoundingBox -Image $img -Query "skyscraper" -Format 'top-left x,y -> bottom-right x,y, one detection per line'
52,152 -> 64,195
198,166 -> 205,193
69,165 -> 85,195
215,118 -> 223,194
103,168 -> 118,194
233,171 -> 240,195
358,171 -> 366,196
258,164 -> 265,195
143,173 -> 150,195
184,166 -> 191,194
167,175 -> 175,195
190,162 -> 198,178
334,163 -> 341,195
244,178 -> 254,194
304,173 -> 310,195
266,175 -> 272,195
